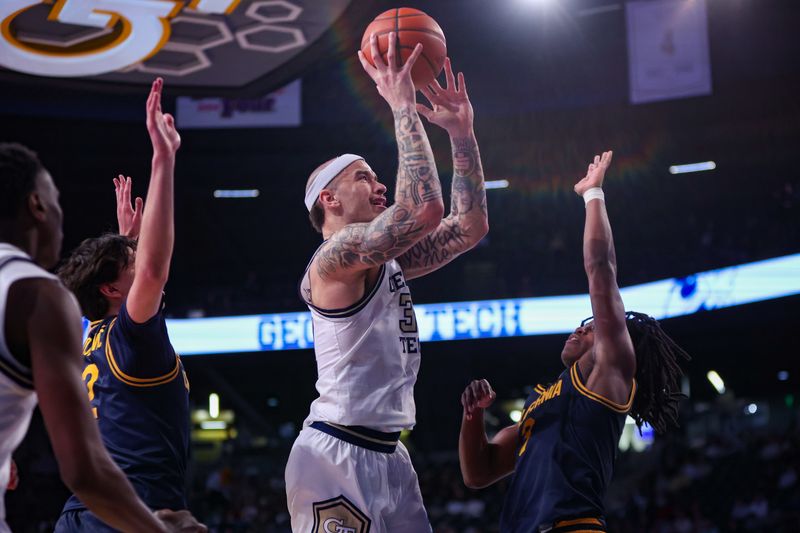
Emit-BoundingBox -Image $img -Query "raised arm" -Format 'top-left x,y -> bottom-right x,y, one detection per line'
398,59 -> 489,280
458,379 -> 518,489
127,78 -> 181,323
313,35 -> 444,282
574,151 -> 636,403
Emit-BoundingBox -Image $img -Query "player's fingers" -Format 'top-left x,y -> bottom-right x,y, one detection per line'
444,57 -> 456,90
154,78 -> 163,114
134,197 -> 144,214
357,51 -> 377,78
164,113 -> 175,131
403,43 -> 423,72
147,80 -> 157,107
420,85 -> 443,106
429,75 -> 445,96
465,386 -> 476,410
369,33 -> 385,69
457,72 -> 468,96
387,32 -> 398,69
604,150 -> 613,166
416,103 -> 434,121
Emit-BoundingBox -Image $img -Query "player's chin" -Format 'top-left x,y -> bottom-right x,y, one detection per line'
560,347 -> 576,367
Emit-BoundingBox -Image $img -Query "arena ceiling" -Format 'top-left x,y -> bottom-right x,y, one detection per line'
0,0 -> 371,96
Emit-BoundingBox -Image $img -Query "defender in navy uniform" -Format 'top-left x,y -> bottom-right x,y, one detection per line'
55,79 -> 190,532
458,151 -> 689,532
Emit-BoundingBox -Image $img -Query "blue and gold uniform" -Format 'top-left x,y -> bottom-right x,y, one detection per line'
500,364 -> 635,533
56,302 -> 190,531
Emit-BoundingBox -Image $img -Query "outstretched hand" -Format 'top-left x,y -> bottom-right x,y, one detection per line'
417,58 -> 473,136
461,379 -> 496,420
114,175 -> 143,239
358,32 -> 423,110
574,150 -> 613,196
146,78 -> 181,158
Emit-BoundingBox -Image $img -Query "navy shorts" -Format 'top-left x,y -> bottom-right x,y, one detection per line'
54,510 -> 118,533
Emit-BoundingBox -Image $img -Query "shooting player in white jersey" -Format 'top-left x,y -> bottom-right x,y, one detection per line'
285,34 -> 489,532
0,143 -> 204,530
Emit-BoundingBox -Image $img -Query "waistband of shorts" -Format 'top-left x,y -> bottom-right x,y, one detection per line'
310,421 -> 401,453
540,516 -> 606,532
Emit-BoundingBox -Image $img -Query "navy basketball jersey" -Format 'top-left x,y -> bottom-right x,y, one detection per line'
62,302 -> 190,514
499,364 -> 636,532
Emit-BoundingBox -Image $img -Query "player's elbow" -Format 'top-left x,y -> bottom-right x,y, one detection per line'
471,218 -> 489,244
584,258 -> 616,278
462,471 -> 492,490
417,202 -> 445,233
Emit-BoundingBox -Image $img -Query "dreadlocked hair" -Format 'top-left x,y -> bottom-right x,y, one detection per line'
625,311 -> 691,435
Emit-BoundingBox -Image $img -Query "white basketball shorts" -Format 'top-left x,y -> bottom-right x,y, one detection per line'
285,422 -> 432,533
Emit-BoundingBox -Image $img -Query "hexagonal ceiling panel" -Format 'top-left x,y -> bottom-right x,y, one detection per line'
0,0 -> 363,96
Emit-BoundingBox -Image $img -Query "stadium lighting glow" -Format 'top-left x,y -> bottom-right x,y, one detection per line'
668,161 -> 716,174
746,403 -> 757,415
209,393 -> 219,418
778,371 -> 789,381
578,4 -> 622,17
200,421 -> 227,430
484,179 -> 510,190
213,189 -> 260,198
509,410 -> 522,422
706,371 -> 726,395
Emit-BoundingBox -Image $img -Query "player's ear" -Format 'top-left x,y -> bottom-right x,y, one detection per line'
27,191 -> 47,223
99,283 -> 122,301
319,189 -> 340,208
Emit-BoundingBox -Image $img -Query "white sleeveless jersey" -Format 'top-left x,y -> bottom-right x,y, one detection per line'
300,256 -> 422,432
0,244 -> 56,530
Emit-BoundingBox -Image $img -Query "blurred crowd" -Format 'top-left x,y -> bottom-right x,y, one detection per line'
9,399 -> 800,532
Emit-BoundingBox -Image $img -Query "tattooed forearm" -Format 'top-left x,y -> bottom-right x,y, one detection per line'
393,105 -> 443,207
399,218 -> 470,271
450,135 -> 487,219
394,133 -> 489,279
316,205 -> 429,280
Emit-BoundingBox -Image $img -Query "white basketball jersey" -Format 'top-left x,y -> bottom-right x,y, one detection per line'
0,243 -> 55,530
300,255 -> 422,432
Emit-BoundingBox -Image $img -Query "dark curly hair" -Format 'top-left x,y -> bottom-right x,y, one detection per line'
625,311 -> 691,434
0,143 -> 44,221
57,233 -> 137,320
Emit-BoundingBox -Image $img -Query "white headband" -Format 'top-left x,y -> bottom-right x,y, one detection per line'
304,154 -> 365,211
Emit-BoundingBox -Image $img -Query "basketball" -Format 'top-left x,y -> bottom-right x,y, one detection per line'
361,8 -> 447,89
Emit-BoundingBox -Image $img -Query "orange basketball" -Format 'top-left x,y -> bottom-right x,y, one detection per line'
361,7 -> 447,89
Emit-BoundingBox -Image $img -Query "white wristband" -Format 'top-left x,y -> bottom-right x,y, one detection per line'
583,187 -> 605,206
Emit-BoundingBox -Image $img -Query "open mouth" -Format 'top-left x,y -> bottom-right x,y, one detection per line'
371,197 -> 387,208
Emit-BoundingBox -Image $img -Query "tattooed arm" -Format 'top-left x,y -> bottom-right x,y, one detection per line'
313,34 -> 444,285
399,60 -> 489,280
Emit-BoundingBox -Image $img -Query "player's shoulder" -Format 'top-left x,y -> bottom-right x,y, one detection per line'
9,276 -> 76,316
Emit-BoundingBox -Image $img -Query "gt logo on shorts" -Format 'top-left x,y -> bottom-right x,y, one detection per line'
312,495 -> 371,533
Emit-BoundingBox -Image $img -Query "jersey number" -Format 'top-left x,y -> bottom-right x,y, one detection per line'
399,293 -> 418,333
82,363 -> 100,418
518,417 -> 535,456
